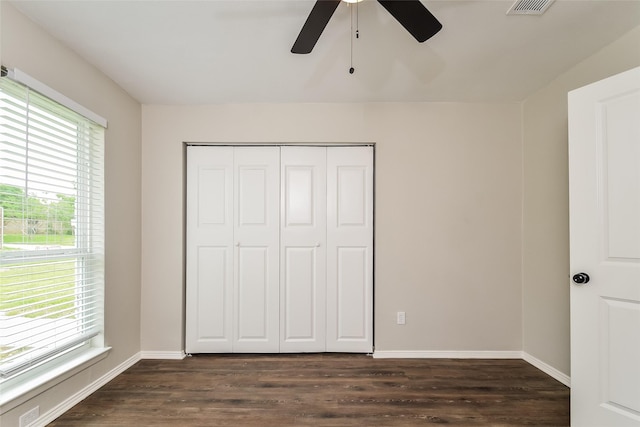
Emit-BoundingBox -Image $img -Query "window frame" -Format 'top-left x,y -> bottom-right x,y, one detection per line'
0,69 -> 107,405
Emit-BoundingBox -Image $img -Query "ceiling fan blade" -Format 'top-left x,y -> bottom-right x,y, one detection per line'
291,0 -> 341,54
377,0 -> 442,42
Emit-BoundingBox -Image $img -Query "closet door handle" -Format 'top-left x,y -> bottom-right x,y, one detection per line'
315,242 -> 321,247
235,242 -> 240,247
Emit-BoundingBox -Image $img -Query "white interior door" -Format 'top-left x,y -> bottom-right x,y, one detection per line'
569,66 -> 640,426
186,146 -> 234,353
326,146 -> 374,352
280,146 -> 327,352
233,147 -> 281,352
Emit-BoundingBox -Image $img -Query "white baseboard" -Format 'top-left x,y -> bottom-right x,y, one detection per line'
32,351 -> 184,425
140,351 -> 186,360
522,352 -> 571,387
373,350 -> 570,388
373,350 -> 524,359
35,351 -> 142,427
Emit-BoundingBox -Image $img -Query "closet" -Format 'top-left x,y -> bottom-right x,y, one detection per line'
185,145 -> 373,354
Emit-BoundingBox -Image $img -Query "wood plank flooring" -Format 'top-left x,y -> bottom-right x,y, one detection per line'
48,354 -> 569,426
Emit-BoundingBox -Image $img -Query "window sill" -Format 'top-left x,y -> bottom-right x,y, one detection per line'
0,347 -> 111,414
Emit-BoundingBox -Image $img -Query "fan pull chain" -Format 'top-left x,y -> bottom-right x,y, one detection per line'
356,0 -> 359,39
349,2 -> 359,74
349,4 -> 354,74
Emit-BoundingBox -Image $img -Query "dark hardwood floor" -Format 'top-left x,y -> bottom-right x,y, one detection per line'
48,354 -> 569,426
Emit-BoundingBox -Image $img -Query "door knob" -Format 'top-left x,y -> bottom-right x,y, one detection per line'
572,273 -> 590,285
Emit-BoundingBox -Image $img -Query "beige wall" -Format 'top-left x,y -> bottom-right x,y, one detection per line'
141,102 -> 523,354
522,25 -> 640,376
0,3 -> 142,425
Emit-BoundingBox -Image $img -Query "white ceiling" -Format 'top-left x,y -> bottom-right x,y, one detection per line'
10,0 -> 640,104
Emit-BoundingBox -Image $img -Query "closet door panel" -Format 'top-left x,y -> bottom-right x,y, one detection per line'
280,147 -> 327,352
186,146 -> 234,353
237,246 -> 270,339
283,247 -> 317,340
194,247 -> 230,337
336,247 -> 368,338
233,147 -> 280,352
238,167 -> 269,225
326,146 -> 374,352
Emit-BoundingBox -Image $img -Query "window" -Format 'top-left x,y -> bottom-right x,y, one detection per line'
0,73 -> 105,383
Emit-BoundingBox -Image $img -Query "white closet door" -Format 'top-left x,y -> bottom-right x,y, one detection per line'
186,146 -> 234,353
233,147 -> 281,352
326,146 -> 374,353
187,145 -> 373,354
280,147 -> 327,352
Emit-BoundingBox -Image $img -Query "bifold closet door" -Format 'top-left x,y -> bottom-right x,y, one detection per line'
233,147 -> 280,352
280,147 -> 327,352
326,146 -> 373,353
186,146 -> 234,353
186,146 -> 280,353
186,145 -> 373,354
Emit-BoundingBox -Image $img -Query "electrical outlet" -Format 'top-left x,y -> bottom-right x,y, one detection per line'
19,406 -> 39,427
397,311 -> 406,325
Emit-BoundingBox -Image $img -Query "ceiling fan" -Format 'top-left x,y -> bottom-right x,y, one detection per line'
291,0 -> 442,54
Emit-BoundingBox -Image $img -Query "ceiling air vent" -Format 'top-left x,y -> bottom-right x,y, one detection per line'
506,0 -> 555,15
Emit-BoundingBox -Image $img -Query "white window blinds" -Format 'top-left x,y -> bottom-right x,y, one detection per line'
0,75 -> 105,379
